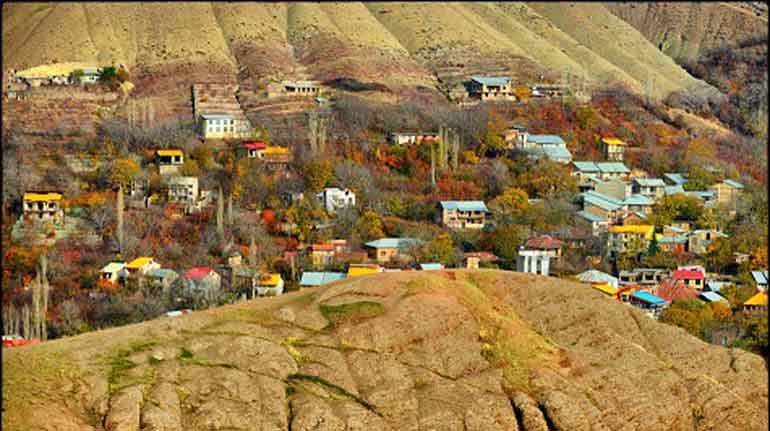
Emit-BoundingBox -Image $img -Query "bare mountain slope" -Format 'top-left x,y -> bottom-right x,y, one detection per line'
3,270 -> 767,431
605,2 -> 768,62
2,2 -> 716,99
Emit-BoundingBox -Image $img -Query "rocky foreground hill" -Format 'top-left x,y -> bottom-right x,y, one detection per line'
3,270 -> 767,430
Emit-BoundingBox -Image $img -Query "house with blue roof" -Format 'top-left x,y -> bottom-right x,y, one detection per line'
299,272 -> 346,287
629,291 -> 670,311
658,235 -> 688,254
420,263 -> 444,271
571,161 -> 630,181
664,184 -> 685,196
364,238 -> 422,264
519,134 -> 572,164
663,173 -> 688,186
576,210 -> 610,236
581,191 -> 624,221
751,270 -> 768,291
632,178 -> 666,201
468,76 -> 515,101
440,201 -> 488,230
623,193 -> 655,215
699,291 -> 727,303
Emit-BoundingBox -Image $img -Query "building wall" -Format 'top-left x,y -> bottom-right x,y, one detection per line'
442,208 -> 486,229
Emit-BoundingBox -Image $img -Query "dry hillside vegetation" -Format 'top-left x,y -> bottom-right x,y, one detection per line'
606,2 -> 768,62
2,2 -> 716,99
3,270 -> 767,431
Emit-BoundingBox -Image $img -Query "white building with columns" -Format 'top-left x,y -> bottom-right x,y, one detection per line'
516,248 -> 552,276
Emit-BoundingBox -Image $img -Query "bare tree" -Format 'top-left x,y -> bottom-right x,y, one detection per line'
217,186 -> 225,242
117,185 -> 125,254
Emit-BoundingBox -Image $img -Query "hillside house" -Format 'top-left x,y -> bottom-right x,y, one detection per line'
581,191 -> 624,222
440,201 -> 488,229
256,273 -> 284,296
200,113 -> 252,140
658,235 -> 688,254
183,267 -> 222,298
530,84 -> 568,98
607,225 -> 656,257
576,210 -> 610,236
520,135 -> 572,164
347,264 -> 383,277
672,266 -> 706,290
571,162 -> 630,181
700,291 -> 728,303
464,252 -> 500,269
242,141 -> 267,158
576,269 -> 619,288
623,194 -> 655,215
166,176 -> 199,206
125,257 -> 160,277
22,192 -> 64,226
364,238 -> 421,264
688,229 -> 727,255
516,247 -> 552,276
144,268 -> 179,291
685,190 -> 717,208
308,243 -> 336,268
632,178 -> 666,201
664,184 -> 685,196
655,279 -> 699,302
155,149 -> 184,176
629,291 -> 670,316
524,235 -> 562,258
468,76 -> 515,101
300,272 -> 345,288
619,268 -> 666,287
743,291 -> 767,314
282,80 -> 321,96
708,179 -> 743,208
501,125 -> 528,148
100,262 -> 127,284
316,188 -> 356,213
389,131 -> 439,145
751,271 -> 768,292
594,179 -> 631,201
663,224 -> 690,237
601,137 -> 626,161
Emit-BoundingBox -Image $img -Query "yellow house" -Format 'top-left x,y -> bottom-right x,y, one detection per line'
347,264 -> 383,278
607,225 -> 656,256
125,257 -> 160,276
155,149 -> 184,176
743,291 -> 767,314
601,138 -> 626,161
256,273 -> 285,296
22,192 -> 64,225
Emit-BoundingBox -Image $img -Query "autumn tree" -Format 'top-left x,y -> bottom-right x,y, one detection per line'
353,210 -> 385,243
487,187 -> 530,225
481,224 -> 529,268
304,159 -> 333,193
419,233 -> 458,266
650,194 -> 704,227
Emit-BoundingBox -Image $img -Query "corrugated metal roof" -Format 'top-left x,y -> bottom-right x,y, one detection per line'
471,76 -> 511,86
634,178 -> 666,187
576,270 -> 618,285
722,179 -> 744,189
752,271 -> 768,285
146,268 -> 178,279
700,291 -> 727,303
420,263 -> 444,270
576,211 -> 605,223
582,191 -> 623,211
706,281 -> 725,292
601,137 -> 625,146
300,272 -> 346,286
664,173 -> 688,185
623,194 -> 654,206
538,145 -> 572,161
632,291 -> 669,305
200,113 -> 235,120
665,185 -> 685,195
440,201 -> 488,212
595,162 -> 630,173
744,292 -> 768,306
659,236 -> 688,244
127,257 -> 155,269
527,134 -> 566,146
156,149 -> 183,157
593,283 -> 619,296
24,192 -> 62,202
365,238 -> 421,249
572,161 -> 600,172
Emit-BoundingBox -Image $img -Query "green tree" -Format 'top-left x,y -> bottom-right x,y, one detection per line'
734,315 -> 769,359
481,224 -> 528,267
650,194 -> 704,226
179,158 -> 200,177
703,237 -> 734,273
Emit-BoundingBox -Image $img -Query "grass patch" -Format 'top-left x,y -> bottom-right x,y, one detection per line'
319,301 -> 385,327
178,347 -> 237,369
286,373 -> 381,416
107,340 -> 157,394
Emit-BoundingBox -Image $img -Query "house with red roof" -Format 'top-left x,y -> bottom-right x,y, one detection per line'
654,279 -> 699,302
525,234 -> 563,258
671,265 -> 706,290
242,140 -> 267,158
182,267 -> 222,297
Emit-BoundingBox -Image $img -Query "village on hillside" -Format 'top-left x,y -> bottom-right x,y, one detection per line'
2,63 -> 767,355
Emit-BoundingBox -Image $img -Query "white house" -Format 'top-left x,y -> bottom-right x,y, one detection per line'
516,248 -> 551,276
256,273 -> 285,296
316,188 -> 356,213
100,262 -> 127,283
166,176 -> 199,205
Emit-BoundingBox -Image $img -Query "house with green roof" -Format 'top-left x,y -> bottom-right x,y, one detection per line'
632,178 -> 666,201
708,179 -> 744,208
440,201 -> 488,230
